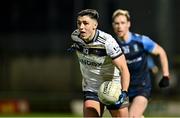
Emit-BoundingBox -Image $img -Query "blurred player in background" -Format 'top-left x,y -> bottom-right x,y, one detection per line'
112,9 -> 170,117
70,9 -> 130,117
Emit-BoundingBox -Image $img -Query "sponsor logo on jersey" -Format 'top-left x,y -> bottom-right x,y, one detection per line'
126,57 -> 142,64
79,59 -> 103,67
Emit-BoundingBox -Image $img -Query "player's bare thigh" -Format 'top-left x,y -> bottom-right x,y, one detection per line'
129,96 -> 148,117
83,100 -> 104,117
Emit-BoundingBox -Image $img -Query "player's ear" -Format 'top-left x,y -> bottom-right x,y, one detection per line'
112,22 -> 115,28
93,22 -> 98,30
128,21 -> 131,28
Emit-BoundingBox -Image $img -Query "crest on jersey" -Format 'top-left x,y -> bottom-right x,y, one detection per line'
133,44 -> 139,52
83,48 -> 89,54
122,46 -> 130,54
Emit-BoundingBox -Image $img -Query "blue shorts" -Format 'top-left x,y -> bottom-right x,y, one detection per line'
83,91 -> 129,110
128,78 -> 152,102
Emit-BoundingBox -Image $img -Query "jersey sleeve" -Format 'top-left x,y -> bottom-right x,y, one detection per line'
141,35 -> 156,53
105,35 -> 123,59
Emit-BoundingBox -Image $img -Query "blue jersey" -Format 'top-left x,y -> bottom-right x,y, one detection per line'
115,32 -> 156,98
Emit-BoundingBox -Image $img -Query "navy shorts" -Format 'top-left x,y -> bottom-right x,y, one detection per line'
83,91 -> 129,110
128,79 -> 152,102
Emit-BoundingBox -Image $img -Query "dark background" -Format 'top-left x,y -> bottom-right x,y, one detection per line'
0,0 -> 179,114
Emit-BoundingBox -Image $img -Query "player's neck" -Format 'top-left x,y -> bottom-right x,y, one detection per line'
124,31 -> 130,41
119,32 -> 129,41
84,30 -> 96,43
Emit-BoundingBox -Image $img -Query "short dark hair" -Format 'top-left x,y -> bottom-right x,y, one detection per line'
78,9 -> 99,21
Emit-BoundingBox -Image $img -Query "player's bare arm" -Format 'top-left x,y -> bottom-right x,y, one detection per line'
112,54 -> 130,92
152,44 -> 169,77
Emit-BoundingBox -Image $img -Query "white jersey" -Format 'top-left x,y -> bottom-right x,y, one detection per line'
71,29 -> 123,93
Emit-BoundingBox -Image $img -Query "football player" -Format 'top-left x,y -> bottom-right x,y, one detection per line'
112,9 -> 170,117
70,9 -> 130,117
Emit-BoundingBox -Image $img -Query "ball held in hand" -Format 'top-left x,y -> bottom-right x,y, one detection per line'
98,81 -> 121,105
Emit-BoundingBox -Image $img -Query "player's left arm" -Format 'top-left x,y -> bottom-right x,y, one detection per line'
151,44 -> 170,88
105,35 -> 130,92
112,54 -> 130,92
151,44 -> 169,77
142,35 -> 169,77
142,35 -> 170,87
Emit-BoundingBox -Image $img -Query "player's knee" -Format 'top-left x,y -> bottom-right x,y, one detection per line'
84,107 -> 100,117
